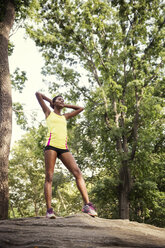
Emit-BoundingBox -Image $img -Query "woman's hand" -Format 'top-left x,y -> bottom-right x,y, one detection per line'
63,104 -> 84,120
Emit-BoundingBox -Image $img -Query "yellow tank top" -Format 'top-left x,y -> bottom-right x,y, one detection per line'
45,112 -> 68,149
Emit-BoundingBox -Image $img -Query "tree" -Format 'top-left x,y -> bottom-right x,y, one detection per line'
27,0 -> 165,219
0,0 -> 39,219
0,0 -> 16,219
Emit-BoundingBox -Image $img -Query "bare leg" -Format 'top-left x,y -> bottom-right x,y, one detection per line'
59,152 -> 89,204
44,150 -> 57,209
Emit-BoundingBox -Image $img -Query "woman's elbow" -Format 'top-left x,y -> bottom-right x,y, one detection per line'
35,92 -> 41,98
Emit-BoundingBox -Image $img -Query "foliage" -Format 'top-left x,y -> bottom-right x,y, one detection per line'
12,102 -> 28,130
9,124 -> 46,217
129,126 -> 165,227
11,67 -> 27,93
11,67 -> 28,130
52,170 -> 83,216
8,41 -> 15,56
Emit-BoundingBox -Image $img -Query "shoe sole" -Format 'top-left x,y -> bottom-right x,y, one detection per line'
46,215 -> 56,219
88,213 -> 97,217
49,216 -> 56,219
82,211 -> 97,217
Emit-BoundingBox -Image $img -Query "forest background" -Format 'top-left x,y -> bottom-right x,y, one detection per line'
0,0 -> 164,228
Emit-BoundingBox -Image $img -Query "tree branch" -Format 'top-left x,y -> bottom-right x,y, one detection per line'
78,36 -> 111,129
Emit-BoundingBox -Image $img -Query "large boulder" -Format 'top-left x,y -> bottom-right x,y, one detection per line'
0,213 -> 165,247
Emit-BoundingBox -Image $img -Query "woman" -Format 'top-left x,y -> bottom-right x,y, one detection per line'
35,92 -> 97,218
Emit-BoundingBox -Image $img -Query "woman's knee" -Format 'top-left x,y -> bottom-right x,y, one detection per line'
73,168 -> 82,179
45,172 -> 53,183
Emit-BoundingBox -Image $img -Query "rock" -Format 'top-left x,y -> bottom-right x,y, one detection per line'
0,213 -> 165,248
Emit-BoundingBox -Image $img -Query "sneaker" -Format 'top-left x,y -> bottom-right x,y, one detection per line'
46,208 -> 56,219
82,202 -> 97,217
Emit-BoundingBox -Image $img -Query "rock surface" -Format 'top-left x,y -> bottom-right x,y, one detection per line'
0,213 -> 165,248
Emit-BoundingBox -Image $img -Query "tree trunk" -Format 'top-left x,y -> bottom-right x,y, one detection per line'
119,161 -> 131,219
0,1 -> 15,219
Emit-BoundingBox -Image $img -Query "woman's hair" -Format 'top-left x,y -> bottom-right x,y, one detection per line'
52,95 -> 63,104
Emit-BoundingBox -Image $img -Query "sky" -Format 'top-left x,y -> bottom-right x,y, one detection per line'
9,28 -> 46,147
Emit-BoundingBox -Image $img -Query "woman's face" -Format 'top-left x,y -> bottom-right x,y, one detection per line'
55,96 -> 64,108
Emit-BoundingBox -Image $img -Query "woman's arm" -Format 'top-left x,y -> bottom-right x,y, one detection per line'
35,92 -> 52,118
63,104 -> 84,120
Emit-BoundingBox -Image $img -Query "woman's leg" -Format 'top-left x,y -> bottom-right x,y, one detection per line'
59,152 -> 89,204
44,149 -> 57,209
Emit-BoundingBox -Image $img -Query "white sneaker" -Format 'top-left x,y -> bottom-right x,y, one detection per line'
46,208 -> 56,219
82,202 -> 97,217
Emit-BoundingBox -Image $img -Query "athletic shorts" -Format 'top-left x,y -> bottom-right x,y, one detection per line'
44,145 -> 69,158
